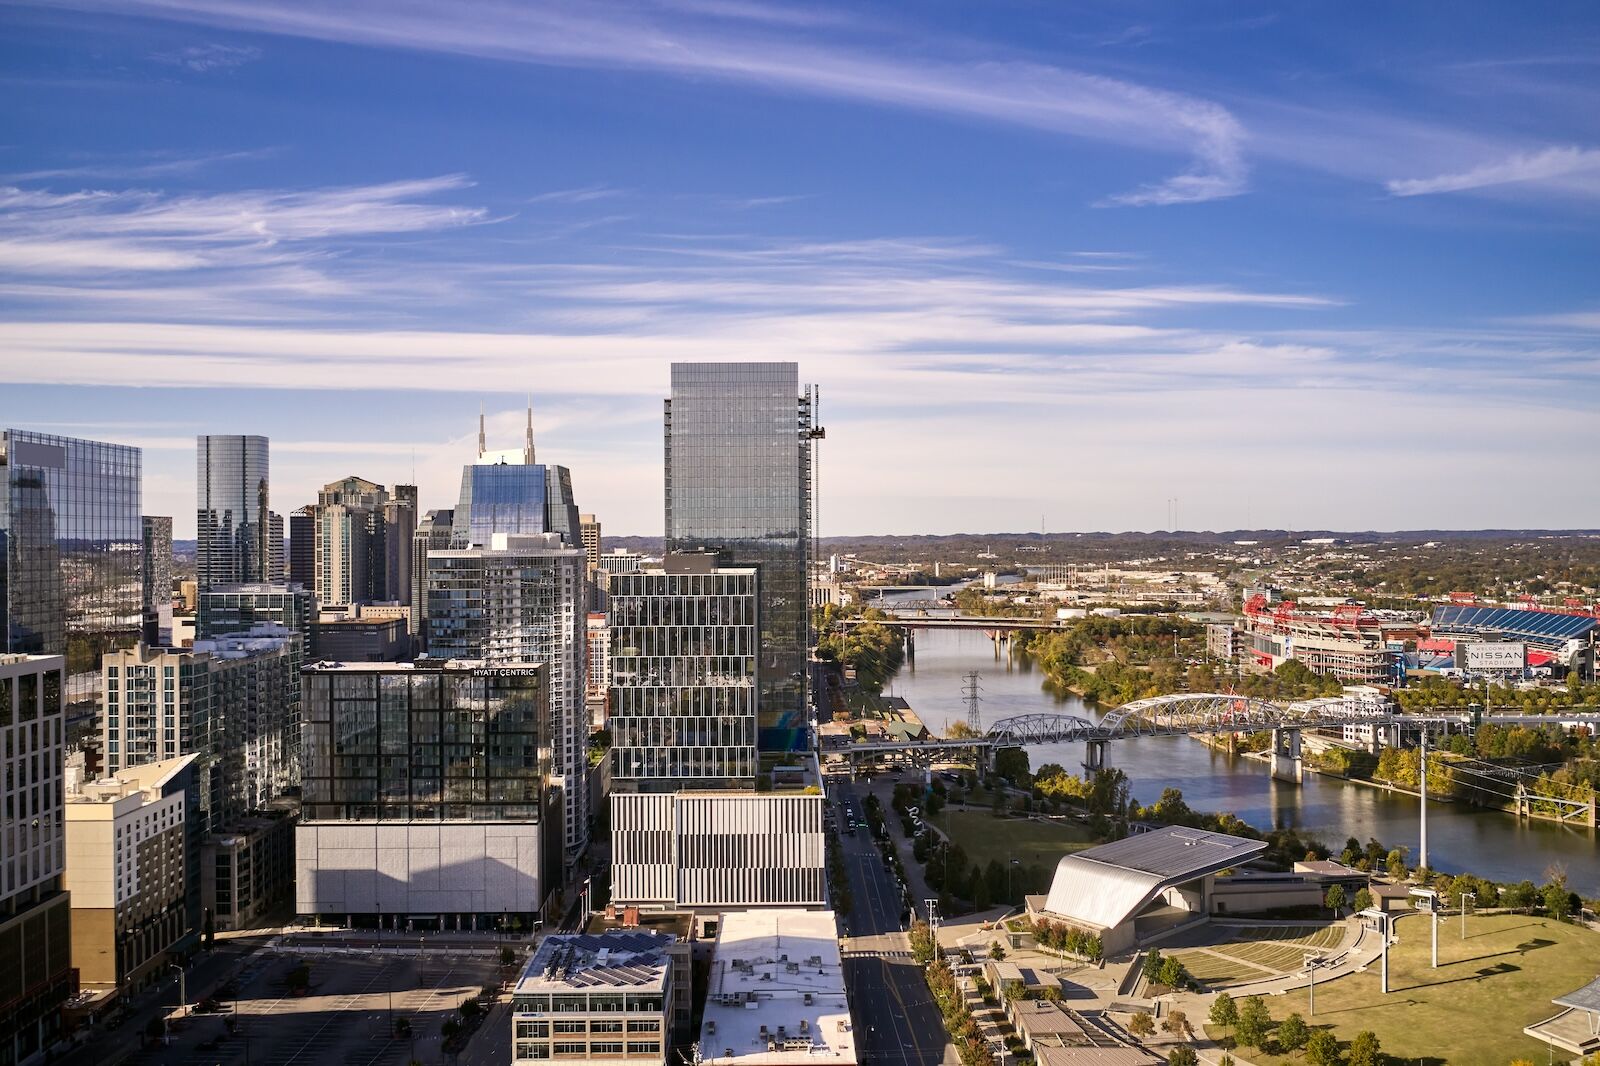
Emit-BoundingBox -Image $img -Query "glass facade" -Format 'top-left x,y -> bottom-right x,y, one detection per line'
2,430 -> 143,723
664,363 -> 811,753
196,583 -> 313,640
196,435 -> 269,590
426,539 -> 588,853
455,463 -> 548,548
300,663 -> 548,823
141,515 -> 173,644
608,567 -> 758,789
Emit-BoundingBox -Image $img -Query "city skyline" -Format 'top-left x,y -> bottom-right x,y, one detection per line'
4,2 -> 1600,534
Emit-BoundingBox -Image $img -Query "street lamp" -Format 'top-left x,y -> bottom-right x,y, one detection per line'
1303,954 -> 1324,1016
1008,858 -> 1020,907
1460,890 -> 1476,940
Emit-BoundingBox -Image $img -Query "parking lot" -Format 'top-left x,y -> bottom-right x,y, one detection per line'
111,949 -> 501,1066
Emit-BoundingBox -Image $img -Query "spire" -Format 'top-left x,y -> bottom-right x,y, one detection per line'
477,403 -> 486,458
524,394 -> 536,465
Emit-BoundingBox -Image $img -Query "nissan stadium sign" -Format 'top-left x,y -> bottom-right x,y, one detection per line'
1462,642 -> 1525,672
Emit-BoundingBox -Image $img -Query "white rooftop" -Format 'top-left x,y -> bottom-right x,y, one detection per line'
700,910 -> 855,1066
514,931 -> 675,994
1042,827 -> 1265,931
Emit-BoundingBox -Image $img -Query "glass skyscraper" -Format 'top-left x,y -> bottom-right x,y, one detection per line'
664,363 -> 813,753
196,435 -> 269,590
454,462 -> 548,547
1,429 -> 143,723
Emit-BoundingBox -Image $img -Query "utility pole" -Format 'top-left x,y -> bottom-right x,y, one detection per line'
925,899 -> 940,953
1305,955 -> 1322,1016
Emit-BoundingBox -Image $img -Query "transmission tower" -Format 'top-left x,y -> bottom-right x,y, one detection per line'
962,671 -> 982,733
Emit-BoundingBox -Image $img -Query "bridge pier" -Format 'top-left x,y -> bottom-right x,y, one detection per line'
1083,739 -> 1108,774
904,627 -> 915,667
1269,727 -> 1303,784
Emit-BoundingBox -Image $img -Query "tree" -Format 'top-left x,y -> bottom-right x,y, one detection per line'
993,747 -> 1031,785
1218,1056 -> 1235,1066
1347,1030 -> 1381,1066
1157,956 -> 1187,990
499,946 -> 516,966
1324,884 -> 1347,917
1304,1029 -> 1341,1066
1235,996 -> 1271,1050
1167,1050 -> 1198,1066
1385,848 -> 1407,880
1128,1013 -> 1156,1038
459,998 -> 482,1020
1163,1009 -> 1191,1039
1277,1012 -> 1309,1051
1543,879 -> 1573,921
441,1017 -> 461,1041
988,941 -> 1006,961
1142,948 -> 1165,982
1208,992 -> 1238,1030
1352,887 -> 1374,913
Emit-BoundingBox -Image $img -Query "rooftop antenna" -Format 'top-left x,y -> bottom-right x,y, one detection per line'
477,403 -> 486,459
524,394 -> 536,465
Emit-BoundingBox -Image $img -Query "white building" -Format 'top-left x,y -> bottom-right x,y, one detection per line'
700,910 -> 855,1066
511,931 -> 675,1066
611,790 -> 826,911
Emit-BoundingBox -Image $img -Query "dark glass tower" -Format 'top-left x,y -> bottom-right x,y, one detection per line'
196,435 -> 269,590
1,429 -> 143,722
664,363 -> 812,753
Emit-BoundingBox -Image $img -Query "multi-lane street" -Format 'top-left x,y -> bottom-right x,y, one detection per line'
831,777 -> 959,1066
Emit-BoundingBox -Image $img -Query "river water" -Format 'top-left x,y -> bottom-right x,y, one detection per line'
879,623 -> 1600,895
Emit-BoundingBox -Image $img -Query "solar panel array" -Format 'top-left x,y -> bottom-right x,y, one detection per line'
1431,605 -> 1597,646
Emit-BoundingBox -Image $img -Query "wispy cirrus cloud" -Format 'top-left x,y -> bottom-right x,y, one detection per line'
151,41 -> 261,71
0,174 -> 485,276
1387,145 -> 1600,197
30,0 -> 1249,205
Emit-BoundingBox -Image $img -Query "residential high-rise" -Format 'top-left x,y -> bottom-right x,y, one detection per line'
427,533 -> 588,859
579,513 -> 601,572
287,506 -> 316,592
64,754 -> 200,996
664,363 -> 814,753
296,660 -> 556,926
315,476 -> 389,607
266,510 -> 286,582
2,430 -> 144,727
196,434 -> 269,590
103,628 -> 301,832
608,554 -> 758,789
141,515 -> 173,645
0,654 -> 73,1062
410,508 -> 455,649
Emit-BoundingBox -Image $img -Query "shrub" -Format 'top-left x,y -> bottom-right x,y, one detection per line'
1128,1013 -> 1155,1038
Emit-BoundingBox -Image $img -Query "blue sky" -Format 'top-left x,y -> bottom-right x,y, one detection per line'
3,1 -> 1598,537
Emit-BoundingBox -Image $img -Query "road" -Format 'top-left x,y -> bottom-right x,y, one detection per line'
831,777 -> 959,1066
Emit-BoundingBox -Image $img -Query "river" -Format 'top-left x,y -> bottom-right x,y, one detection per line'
878,622 -> 1600,896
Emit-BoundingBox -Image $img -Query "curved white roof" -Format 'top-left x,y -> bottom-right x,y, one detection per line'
1042,827 -> 1265,931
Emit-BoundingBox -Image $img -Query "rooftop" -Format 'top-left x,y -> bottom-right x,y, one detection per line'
67,754 -> 195,805
1034,1047 -> 1160,1066
514,931 -> 675,994
701,910 -> 855,1066
1042,827 -> 1265,932
1555,975 -> 1600,1014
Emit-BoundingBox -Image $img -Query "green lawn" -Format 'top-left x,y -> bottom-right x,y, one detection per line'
1205,912 -> 1600,1066
930,808 -> 1096,871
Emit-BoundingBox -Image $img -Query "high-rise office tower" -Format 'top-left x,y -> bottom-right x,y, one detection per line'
452,404 -> 583,550
197,583 -> 314,641
609,554 -> 758,789
427,533 -> 588,859
2,430 -> 143,725
410,508 -> 455,648
579,513 -> 601,572
315,476 -> 390,607
266,510 -> 286,582
664,363 -> 815,753
384,484 -> 417,604
296,660 -> 556,926
142,515 -> 173,645
287,506 -> 316,592
197,435 -> 269,590
0,654 -> 73,1062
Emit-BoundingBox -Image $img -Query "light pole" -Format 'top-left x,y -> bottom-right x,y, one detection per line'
1304,954 -> 1323,1016
1461,891 -> 1475,940
1418,727 -> 1429,874
172,962 -> 186,1019
925,898 -> 940,954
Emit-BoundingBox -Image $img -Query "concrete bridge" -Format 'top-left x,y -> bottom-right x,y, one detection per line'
826,692 -> 1600,786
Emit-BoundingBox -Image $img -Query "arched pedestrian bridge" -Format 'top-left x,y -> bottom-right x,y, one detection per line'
831,692 -> 1453,783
